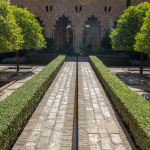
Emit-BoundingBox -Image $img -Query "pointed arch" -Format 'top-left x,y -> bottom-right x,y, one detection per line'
79,2 -> 108,30
48,1 -> 78,29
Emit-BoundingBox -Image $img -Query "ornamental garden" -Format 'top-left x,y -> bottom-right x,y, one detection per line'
0,1 -> 150,150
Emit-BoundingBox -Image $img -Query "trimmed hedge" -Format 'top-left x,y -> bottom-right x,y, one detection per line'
89,56 -> 150,150
96,54 -> 129,66
0,55 -> 65,150
25,53 -> 57,65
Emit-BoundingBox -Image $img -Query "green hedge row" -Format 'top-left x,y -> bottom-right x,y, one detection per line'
0,55 -> 66,150
89,56 -> 150,150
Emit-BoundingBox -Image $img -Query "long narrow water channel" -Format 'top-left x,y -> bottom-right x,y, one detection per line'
72,56 -> 78,150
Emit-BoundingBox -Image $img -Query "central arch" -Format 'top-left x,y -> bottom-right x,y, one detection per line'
83,16 -> 101,51
54,16 -> 73,51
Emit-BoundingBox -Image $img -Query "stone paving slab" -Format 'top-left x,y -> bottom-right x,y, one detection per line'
12,61 -> 76,150
78,58 -> 136,150
0,66 -> 44,101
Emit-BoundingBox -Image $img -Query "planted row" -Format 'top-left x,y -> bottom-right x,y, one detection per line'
89,56 -> 150,150
0,55 -> 66,150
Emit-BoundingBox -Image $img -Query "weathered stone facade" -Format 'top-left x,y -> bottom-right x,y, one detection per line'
10,0 -> 149,52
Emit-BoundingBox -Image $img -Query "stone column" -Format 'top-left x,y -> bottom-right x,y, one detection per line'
43,28 -> 53,38
74,28 -> 83,53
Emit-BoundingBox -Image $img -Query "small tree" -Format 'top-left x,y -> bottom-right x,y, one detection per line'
134,10 -> 150,73
0,0 -> 23,53
134,10 -> 150,54
110,2 -> 150,74
110,6 -> 138,50
101,29 -> 112,50
11,6 -> 46,71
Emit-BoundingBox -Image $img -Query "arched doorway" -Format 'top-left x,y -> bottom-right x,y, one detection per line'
54,16 -> 73,51
83,16 -> 101,51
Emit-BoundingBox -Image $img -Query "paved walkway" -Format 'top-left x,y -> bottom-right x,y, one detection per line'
12,57 -> 136,150
13,60 -> 76,150
78,58 -> 135,150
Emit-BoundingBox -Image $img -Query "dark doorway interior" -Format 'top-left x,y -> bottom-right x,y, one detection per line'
83,16 -> 101,51
54,16 -> 73,51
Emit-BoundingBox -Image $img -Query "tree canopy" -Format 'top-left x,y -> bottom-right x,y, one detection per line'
0,0 -> 23,52
0,0 -> 46,52
134,10 -> 150,54
0,0 -> 46,71
110,2 -> 150,74
110,2 -> 150,51
11,6 -> 46,50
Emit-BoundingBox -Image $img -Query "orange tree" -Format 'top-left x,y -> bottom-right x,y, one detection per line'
134,10 -> 150,63
11,5 -> 46,71
0,0 -> 23,54
110,2 -> 150,74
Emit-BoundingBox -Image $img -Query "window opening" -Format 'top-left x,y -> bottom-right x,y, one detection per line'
46,6 -> 48,12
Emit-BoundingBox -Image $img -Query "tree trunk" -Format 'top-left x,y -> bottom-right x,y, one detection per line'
140,52 -> 144,74
16,50 -> 19,72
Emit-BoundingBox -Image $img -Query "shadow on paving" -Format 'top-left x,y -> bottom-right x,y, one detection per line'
115,72 -> 150,102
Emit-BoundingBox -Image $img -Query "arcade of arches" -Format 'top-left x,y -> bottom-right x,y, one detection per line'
10,0 -> 150,53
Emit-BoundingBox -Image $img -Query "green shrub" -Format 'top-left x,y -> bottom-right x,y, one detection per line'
101,29 -> 112,50
89,56 -> 150,150
0,55 -> 65,150
44,38 -> 56,50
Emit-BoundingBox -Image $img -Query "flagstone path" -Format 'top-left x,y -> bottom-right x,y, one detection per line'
12,57 -> 136,150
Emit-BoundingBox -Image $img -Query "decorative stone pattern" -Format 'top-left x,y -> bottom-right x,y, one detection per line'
10,0 -> 148,52
11,0 -> 126,30
10,0 -> 146,32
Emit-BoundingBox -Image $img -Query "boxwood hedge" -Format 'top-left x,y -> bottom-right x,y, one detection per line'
89,56 -> 150,150
0,55 -> 65,150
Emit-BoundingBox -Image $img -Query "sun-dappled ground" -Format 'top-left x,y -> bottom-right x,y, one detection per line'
109,66 -> 150,102
0,65 -> 45,101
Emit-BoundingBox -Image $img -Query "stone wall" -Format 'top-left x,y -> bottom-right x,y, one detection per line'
10,0 -> 147,53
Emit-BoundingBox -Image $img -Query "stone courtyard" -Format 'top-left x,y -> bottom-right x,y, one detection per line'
1,0 -> 150,149
1,57 -> 148,149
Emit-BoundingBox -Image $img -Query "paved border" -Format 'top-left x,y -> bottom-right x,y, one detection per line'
78,58 -> 136,150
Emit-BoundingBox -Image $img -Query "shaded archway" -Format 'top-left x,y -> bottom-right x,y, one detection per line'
54,16 -> 73,51
126,0 -> 131,7
83,16 -> 101,51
